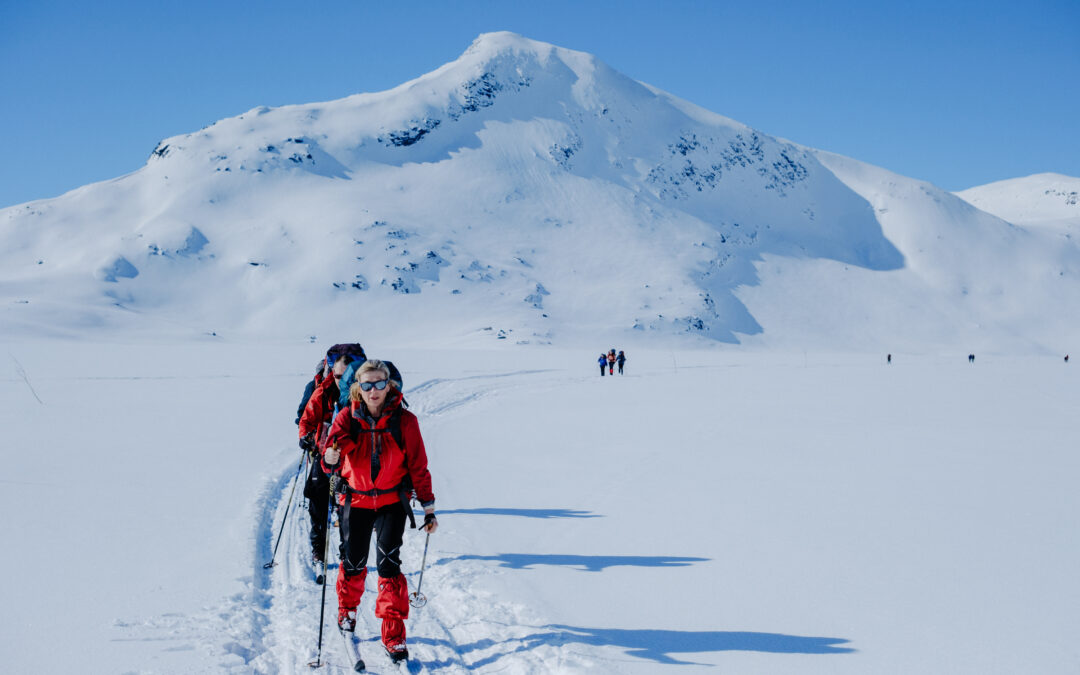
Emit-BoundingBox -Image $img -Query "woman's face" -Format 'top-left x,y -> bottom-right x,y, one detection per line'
358,369 -> 389,412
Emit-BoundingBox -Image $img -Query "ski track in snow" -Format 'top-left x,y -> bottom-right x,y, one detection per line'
109,458 -> 293,673
249,370 -> 582,674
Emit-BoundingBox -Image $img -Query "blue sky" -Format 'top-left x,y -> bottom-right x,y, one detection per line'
1,0 -> 1077,208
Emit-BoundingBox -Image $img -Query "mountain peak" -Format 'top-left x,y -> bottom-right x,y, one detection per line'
464,31 -> 551,57
453,31 -> 602,89
2,34 -> 1076,351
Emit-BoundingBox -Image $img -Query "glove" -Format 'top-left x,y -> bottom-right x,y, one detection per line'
323,444 -> 340,467
422,512 -> 438,533
300,433 -> 316,458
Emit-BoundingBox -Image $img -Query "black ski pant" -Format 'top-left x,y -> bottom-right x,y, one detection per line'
303,458 -> 330,558
339,501 -> 408,579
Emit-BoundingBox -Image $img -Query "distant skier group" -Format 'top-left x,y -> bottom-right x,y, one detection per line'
291,342 -> 437,666
598,348 -> 627,376
884,352 -> 1071,364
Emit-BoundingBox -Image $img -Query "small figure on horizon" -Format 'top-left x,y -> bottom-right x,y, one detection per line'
968,353 -> 975,363
617,350 -> 627,374
1066,354 -> 1070,363
887,353 -> 892,364
598,353 -> 608,376
607,349 -> 616,376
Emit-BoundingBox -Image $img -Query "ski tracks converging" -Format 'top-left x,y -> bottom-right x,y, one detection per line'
252,369 -> 576,674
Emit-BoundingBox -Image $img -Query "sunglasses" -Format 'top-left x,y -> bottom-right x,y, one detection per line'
358,379 -> 389,392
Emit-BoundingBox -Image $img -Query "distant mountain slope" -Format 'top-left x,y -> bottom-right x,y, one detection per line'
1,32 -> 1077,351
955,173 -> 1080,229
736,153 -> 1080,353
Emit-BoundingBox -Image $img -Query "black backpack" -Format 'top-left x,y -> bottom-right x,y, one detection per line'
325,342 -> 366,368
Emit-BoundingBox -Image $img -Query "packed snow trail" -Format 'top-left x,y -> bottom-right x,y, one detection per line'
248,361 -> 870,673
252,370 -> 578,674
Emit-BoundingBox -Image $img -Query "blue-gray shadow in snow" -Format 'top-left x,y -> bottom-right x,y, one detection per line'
433,507 -> 602,519
408,624 -> 854,668
447,553 -> 708,572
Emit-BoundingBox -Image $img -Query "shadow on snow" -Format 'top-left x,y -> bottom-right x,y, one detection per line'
407,624 -> 853,668
444,553 -> 708,572
432,507 -> 602,519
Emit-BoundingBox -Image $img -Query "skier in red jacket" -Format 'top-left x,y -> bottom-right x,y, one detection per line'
323,359 -> 437,663
298,355 -> 351,568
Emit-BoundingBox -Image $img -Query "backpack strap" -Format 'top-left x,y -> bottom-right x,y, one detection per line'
388,407 -> 405,450
348,406 -> 404,449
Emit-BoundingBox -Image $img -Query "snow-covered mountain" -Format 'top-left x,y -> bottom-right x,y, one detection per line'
955,172 -> 1080,229
2,32 -> 1077,352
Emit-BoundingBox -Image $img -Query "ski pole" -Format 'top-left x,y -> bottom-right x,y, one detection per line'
302,449 -> 309,509
263,447 -> 307,569
309,469 -> 338,668
409,532 -> 430,608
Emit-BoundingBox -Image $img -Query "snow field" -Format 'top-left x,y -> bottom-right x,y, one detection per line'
2,342 -> 1077,673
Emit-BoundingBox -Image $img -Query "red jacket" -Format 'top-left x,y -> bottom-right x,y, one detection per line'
298,374 -> 340,449
325,392 -> 435,511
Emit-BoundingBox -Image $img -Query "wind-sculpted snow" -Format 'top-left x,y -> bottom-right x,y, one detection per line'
98,256 -> 139,282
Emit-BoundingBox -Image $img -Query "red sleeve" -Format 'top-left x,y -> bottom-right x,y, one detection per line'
298,385 -> 325,439
403,413 -> 435,507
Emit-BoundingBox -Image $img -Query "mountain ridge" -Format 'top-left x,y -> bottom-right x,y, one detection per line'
2,32 -> 1077,352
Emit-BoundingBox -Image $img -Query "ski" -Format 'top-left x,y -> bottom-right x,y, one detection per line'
339,629 -> 366,672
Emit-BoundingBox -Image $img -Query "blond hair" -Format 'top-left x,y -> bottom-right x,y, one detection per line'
349,359 -> 394,403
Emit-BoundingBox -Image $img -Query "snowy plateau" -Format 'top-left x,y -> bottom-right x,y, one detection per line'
1,32 -> 1078,674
